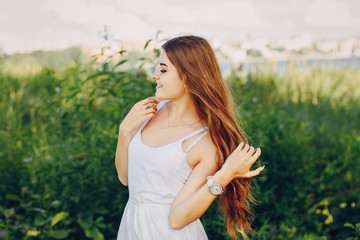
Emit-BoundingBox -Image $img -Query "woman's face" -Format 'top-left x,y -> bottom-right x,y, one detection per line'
152,50 -> 187,100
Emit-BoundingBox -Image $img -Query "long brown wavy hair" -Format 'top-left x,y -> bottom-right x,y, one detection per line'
162,35 -> 255,240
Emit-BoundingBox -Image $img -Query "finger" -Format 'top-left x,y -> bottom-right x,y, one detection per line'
235,142 -> 245,154
143,103 -> 158,111
152,97 -> 160,102
151,104 -> 158,110
244,166 -> 265,178
243,144 -> 250,152
247,146 -> 255,155
142,112 -> 156,121
139,97 -> 159,105
254,148 -> 261,158
144,107 -> 157,115
147,96 -> 160,102
144,97 -> 160,104
249,148 -> 261,164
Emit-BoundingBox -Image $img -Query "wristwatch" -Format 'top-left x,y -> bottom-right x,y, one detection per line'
207,176 -> 225,195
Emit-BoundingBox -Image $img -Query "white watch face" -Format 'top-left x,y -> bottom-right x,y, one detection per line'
210,183 -> 224,195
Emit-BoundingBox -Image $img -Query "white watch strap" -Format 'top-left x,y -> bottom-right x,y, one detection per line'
207,176 -> 225,195
207,176 -> 214,187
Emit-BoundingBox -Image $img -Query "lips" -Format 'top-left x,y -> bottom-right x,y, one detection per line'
156,83 -> 163,89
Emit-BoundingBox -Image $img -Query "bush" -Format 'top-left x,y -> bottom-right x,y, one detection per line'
1,53 -> 359,239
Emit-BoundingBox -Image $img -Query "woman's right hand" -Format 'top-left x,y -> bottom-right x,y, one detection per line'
119,97 -> 160,138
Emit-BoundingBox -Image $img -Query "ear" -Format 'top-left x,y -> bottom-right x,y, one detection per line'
184,85 -> 189,92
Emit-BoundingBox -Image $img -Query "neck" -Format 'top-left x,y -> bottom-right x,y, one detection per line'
168,95 -> 199,124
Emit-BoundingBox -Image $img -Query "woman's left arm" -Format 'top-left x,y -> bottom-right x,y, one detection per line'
168,142 -> 263,230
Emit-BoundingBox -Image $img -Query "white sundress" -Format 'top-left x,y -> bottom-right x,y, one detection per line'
117,100 -> 209,240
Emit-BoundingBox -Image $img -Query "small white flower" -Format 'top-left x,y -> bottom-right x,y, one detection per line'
23,157 -> 33,162
279,124 -> 284,129
252,97 -> 257,103
55,87 -> 61,93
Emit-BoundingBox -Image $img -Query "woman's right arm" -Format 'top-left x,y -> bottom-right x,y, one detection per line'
115,131 -> 132,186
115,97 -> 159,186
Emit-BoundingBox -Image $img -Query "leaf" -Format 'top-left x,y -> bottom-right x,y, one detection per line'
5,194 -> 20,201
34,214 -> 51,226
3,208 -> 15,218
94,216 -> 106,229
26,228 -> 40,237
85,227 -> 104,240
153,48 -> 161,58
88,99 -> 95,111
49,229 -> 70,239
77,213 -> 93,229
155,30 -> 162,39
356,222 -> 360,230
50,211 -> 69,228
50,200 -> 61,207
28,207 -> 46,213
344,223 -> 355,229
88,88 -> 97,98
65,90 -> 81,102
107,89 -> 117,97
114,59 -> 128,68
137,57 -> 150,61
93,207 -> 109,215
87,72 -> 113,81
117,71 -> 129,76
144,39 -> 152,50
67,86 -> 80,91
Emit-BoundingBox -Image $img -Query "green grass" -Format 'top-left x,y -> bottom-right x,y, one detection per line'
0,52 -> 359,239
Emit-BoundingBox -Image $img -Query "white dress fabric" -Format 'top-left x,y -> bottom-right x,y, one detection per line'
117,100 -> 209,240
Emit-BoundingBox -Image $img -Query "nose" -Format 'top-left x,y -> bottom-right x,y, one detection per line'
152,69 -> 159,80
152,74 -> 159,80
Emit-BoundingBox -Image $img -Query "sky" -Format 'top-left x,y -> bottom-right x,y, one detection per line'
1,0 -> 360,53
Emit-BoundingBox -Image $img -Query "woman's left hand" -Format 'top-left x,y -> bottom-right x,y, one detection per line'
221,142 -> 264,179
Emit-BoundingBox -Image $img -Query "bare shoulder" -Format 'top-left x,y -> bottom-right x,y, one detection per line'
184,131 -> 219,170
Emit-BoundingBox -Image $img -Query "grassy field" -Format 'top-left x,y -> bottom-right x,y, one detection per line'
0,48 -> 359,239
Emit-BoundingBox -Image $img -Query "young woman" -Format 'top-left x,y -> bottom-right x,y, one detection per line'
115,35 -> 264,240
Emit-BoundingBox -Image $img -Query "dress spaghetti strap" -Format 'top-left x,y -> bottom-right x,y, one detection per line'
184,131 -> 208,155
179,127 -> 208,143
156,99 -> 170,112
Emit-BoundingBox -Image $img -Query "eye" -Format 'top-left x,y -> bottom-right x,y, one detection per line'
160,70 -> 166,73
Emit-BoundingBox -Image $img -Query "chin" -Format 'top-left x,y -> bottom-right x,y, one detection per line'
155,90 -> 180,101
155,91 -> 167,100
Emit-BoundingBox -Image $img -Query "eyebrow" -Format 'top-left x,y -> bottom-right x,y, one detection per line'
160,63 -> 168,67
